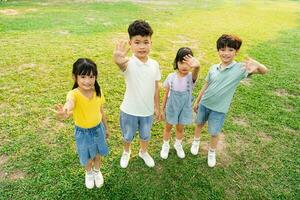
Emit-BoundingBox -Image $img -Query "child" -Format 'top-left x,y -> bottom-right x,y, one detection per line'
55,58 -> 109,189
191,34 -> 268,167
113,20 -> 161,168
160,47 -> 200,159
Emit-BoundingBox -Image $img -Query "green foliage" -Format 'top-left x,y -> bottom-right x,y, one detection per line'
0,0 -> 299,199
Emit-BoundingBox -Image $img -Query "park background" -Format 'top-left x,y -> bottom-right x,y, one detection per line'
0,0 -> 299,199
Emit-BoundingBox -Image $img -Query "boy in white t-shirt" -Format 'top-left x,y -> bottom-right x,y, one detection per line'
113,20 -> 161,168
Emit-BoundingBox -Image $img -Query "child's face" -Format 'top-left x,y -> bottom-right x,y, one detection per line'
177,61 -> 191,75
129,35 -> 151,62
76,73 -> 96,91
218,47 -> 237,65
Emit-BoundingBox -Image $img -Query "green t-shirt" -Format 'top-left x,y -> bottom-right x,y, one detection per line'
201,61 -> 248,113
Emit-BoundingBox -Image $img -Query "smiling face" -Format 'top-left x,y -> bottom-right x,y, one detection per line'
76,73 -> 96,92
129,35 -> 151,62
218,46 -> 237,66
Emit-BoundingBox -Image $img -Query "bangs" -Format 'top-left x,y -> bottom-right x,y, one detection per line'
76,63 -> 97,76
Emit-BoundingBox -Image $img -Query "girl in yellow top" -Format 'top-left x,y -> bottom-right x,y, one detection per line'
56,58 -> 109,189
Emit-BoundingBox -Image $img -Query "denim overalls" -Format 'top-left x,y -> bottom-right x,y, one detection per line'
165,73 -> 193,125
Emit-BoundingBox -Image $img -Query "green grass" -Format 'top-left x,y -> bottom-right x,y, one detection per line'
0,0 -> 299,199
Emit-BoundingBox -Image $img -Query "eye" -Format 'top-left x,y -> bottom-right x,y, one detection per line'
80,75 -> 85,78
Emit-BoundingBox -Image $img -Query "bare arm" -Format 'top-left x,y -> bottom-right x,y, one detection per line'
160,86 -> 170,120
113,41 -> 130,72
154,80 -> 160,120
100,105 -> 110,139
55,97 -> 74,119
244,57 -> 268,75
193,81 -> 209,112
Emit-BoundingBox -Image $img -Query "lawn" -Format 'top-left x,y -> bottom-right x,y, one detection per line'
0,0 -> 299,199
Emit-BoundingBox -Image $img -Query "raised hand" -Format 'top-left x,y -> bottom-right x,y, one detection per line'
244,57 -> 260,73
55,104 -> 69,119
183,54 -> 200,68
113,41 -> 130,67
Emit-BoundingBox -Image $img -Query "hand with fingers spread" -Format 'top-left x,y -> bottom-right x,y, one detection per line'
55,104 -> 69,119
243,57 -> 268,74
113,41 -> 130,70
183,54 -> 200,68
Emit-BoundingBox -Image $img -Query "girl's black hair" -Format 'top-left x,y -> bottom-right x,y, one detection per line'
173,47 -> 193,70
72,58 -> 101,97
216,34 -> 242,51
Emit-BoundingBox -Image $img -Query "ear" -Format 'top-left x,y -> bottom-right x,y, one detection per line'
128,39 -> 132,46
72,75 -> 76,81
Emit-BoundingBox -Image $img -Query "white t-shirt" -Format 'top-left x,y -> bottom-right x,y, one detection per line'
120,55 -> 161,116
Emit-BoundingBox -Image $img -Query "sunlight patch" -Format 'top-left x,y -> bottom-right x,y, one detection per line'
199,133 -> 231,167
0,155 -> 8,167
257,131 -> 272,142
240,78 -> 252,86
233,117 -> 249,127
274,88 -> 294,97
9,170 -> 27,181
0,9 -> 19,15
55,30 -> 70,35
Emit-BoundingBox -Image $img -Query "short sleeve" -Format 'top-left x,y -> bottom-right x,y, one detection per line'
66,90 -> 75,103
238,62 -> 249,79
163,73 -> 172,88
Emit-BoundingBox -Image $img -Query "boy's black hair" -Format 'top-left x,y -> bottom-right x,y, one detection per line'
173,47 -> 193,70
72,58 -> 101,97
216,34 -> 242,51
128,19 -> 153,39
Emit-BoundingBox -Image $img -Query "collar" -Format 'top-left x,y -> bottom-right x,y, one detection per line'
217,61 -> 236,71
132,55 -> 151,66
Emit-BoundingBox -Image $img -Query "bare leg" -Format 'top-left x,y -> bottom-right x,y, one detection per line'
140,140 -> 148,153
85,159 -> 93,172
194,123 -> 205,139
94,154 -> 101,170
163,123 -> 173,141
123,141 -> 131,152
210,135 -> 219,150
175,124 -> 184,140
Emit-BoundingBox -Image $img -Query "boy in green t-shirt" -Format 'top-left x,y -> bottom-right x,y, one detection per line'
191,34 -> 268,167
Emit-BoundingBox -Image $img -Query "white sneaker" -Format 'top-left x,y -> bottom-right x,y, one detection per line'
160,143 -> 170,159
190,140 -> 200,155
93,169 -> 104,188
208,150 -> 216,167
138,151 -> 155,167
174,142 -> 185,159
120,150 -> 131,168
85,171 -> 94,189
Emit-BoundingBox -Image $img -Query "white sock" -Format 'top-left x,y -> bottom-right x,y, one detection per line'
163,140 -> 170,145
86,170 -> 93,175
175,138 -> 182,145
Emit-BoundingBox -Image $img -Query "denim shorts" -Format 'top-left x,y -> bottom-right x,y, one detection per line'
195,104 -> 226,135
75,122 -> 109,166
165,90 -> 192,125
120,111 -> 153,142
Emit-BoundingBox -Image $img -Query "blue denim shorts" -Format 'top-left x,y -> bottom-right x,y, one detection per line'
120,111 -> 153,142
74,122 -> 109,166
165,90 -> 192,125
195,104 -> 226,135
